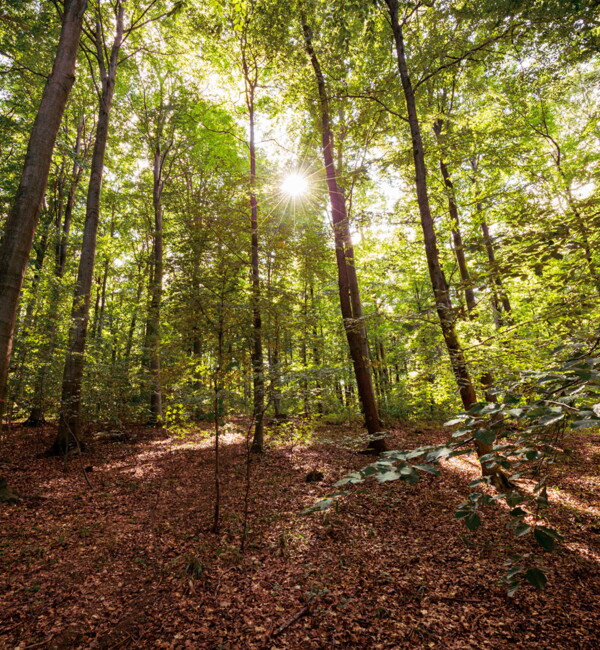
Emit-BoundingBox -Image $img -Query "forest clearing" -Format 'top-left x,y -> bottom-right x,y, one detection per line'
2,0 -> 600,647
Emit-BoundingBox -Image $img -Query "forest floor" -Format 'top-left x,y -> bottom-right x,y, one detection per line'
0,419 -> 599,649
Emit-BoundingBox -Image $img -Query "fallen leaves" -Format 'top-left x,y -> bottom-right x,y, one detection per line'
0,422 -> 598,648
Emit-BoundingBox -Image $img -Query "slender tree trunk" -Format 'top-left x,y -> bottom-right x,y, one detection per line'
480,217 -> 513,321
246,83 -> 265,453
146,147 -> 165,424
93,258 -> 109,341
26,135 -> 86,427
385,0 -> 508,487
212,297 -> 224,534
470,159 -> 513,324
50,7 -> 124,454
310,284 -> 323,413
0,0 -> 87,424
302,18 -> 385,452
433,120 -> 476,315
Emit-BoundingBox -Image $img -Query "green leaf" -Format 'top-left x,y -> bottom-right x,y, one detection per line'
465,511 -> 481,531
474,429 -> 496,446
301,498 -> 334,515
507,408 -> 524,417
571,419 -> 599,430
444,417 -> 465,427
506,492 -> 525,507
334,472 -> 363,487
468,478 -> 486,487
539,414 -> 564,426
451,428 -> 470,438
506,565 -> 524,579
534,528 -> 555,551
507,581 -> 521,597
514,522 -> 532,537
525,567 -> 547,590
413,464 -> 439,475
376,470 -> 401,482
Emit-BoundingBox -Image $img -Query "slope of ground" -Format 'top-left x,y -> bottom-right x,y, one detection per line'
0,420 -> 598,648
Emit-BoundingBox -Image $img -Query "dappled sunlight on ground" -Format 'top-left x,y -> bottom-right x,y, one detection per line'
0,421 -> 598,648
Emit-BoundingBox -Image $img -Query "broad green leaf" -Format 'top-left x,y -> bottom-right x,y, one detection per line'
474,429 -> 496,446
525,568 -> 547,590
465,511 -> 481,531
534,528 -> 555,551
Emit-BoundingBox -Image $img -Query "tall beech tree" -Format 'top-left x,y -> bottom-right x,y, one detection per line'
242,37 -> 266,454
301,12 -> 385,452
52,0 -> 125,453
25,113 -> 92,427
383,0 -> 509,485
51,0 -> 178,452
432,117 -> 476,316
0,0 -> 87,426
131,60 -> 180,425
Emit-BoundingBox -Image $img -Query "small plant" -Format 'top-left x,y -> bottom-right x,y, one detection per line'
303,351 -> 600,594
184,556 -> 204,579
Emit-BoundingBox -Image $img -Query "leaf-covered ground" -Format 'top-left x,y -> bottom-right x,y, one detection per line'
0,420 -> 599,648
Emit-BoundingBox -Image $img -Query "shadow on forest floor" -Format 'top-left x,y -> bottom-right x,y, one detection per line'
0,419 -> 599,648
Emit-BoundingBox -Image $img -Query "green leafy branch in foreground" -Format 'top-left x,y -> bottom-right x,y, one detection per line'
303,352 -> 600,595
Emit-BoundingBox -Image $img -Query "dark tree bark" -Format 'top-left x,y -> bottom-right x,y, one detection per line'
385,0 -> 509,487
302,17 -> 385,452
50,4 -> 124,454
241,54 -> 266,453
433,119 -> 476,315
25,123 -> 88,427
470,159 -> 513,324
0,0 -> 87,425
145,145 -> 168,425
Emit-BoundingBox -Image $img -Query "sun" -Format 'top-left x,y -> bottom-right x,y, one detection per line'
281,172 -> 309,198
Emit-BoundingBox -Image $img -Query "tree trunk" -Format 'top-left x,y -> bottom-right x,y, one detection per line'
26,139 -> 86,427
385,0 -> 509,487
480,216 -> 513,322
0,0 -> 87,425
50,7 -> 124,455
470,159 -> 513,324
433,119 -> 476,315
246,82 -> 265,453
302,18 -> 385,453
145,147 -> 165,425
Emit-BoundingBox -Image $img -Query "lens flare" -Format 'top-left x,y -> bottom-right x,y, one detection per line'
281,173 -> 308,198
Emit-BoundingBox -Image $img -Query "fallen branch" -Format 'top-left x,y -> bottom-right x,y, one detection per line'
270,606 -> 309,638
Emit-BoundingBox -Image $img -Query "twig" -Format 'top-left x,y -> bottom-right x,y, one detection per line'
24,635 -> 55,649
270,606 -> 309,638
63,419 -> 93,490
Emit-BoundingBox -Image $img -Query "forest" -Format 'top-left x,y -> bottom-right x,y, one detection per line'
0,0 -> 599,647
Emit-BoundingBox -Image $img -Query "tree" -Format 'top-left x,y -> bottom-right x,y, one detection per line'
0,0 -> 87,427
299,8 -> 385,452
382,0 -> 510,486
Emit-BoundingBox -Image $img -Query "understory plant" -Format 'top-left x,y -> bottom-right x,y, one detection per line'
304,350 -> 600,594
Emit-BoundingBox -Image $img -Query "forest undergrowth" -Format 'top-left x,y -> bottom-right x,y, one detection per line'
0,420 -> 598,649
